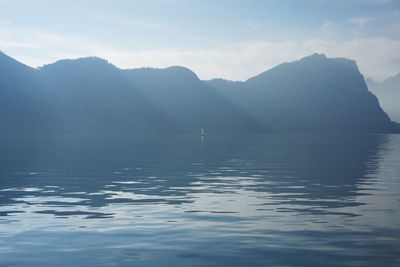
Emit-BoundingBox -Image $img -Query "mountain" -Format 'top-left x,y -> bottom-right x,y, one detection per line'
124,66 -> 267,132
37,57 -> 178,133
366,74 -> 400,122
207,53 -> 398,133
0,51 -> 398,134
0,52 -> 269,134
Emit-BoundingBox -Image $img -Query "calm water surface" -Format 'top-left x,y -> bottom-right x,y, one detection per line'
0,134 -> 399,266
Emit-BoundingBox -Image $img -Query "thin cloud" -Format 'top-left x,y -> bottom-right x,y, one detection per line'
349,17 -> 371,26
99,38 -> 400,82
1,28 -> 399,82
244,22 -> 260,30
87,14 -> 163,29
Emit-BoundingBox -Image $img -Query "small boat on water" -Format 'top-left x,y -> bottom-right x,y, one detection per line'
201,128 -> 205,137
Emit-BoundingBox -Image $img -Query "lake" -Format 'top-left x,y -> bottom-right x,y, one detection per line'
0,134 -> 399,266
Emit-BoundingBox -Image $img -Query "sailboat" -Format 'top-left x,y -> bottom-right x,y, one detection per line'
201,128 -> 205,137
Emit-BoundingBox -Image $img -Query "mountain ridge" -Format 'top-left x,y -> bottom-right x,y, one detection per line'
0,51 -> 398,133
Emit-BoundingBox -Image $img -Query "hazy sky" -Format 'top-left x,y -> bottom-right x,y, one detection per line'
0,0 -> 399,81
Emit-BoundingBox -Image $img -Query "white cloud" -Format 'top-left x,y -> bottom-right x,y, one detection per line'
244,21 -> 260,30
0,18 -> 12,25
87,14 -> 162,29
320,21 -> 335,29
349,17 -> 371,26
102,38 -> 400,82
0,28 -> 399,82
0,28 -> 105,64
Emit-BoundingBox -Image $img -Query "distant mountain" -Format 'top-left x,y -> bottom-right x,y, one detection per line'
366,74 -> 400,122
207,53 -> 398,133
124,67 -> 266,132
0,51 -> 398,134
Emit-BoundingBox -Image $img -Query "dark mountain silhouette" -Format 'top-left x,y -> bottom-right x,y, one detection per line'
366,73 -> 400,122
0,51 -> 398,133
207,53 -> 399,133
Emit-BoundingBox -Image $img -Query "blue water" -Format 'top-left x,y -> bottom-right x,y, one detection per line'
0,134 -> 399,266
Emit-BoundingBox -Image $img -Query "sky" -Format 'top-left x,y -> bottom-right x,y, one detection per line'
0,0 -> 399,81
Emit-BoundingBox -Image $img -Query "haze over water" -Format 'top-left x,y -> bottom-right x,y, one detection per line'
0,134 -> 399,267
